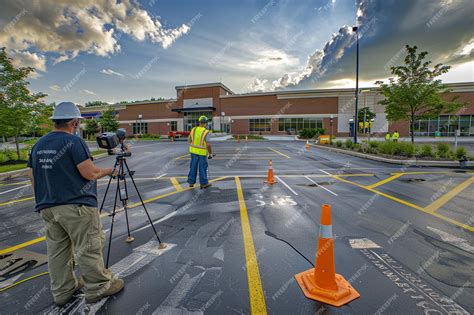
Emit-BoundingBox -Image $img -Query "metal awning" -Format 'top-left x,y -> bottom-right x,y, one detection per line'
171,107 -> 216,113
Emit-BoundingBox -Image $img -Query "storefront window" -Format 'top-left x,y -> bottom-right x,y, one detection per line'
413,115 -> 474,136
184,112 -> 212,131
170,121 -> 177,131
249,119 -> 271,132
132,122 -> 148,134
278,118 -> 323,132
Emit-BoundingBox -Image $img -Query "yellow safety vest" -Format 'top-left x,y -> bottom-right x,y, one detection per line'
392,132 -> 399,140
189,126 -> 210,156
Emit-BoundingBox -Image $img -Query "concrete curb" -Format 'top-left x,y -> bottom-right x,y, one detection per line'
313,144 -> 474,168
0,153 -> 110,181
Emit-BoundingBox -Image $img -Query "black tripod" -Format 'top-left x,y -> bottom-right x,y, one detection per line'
99,145 -> 166,268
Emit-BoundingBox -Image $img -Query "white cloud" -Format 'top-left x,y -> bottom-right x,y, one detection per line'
238,49 -> 299,71
10,51 -> 46,78
0,0 -> 190,70
101,69 -> 125,77
248,78 -> 268,92
82,89 -> 96,95
49,85 -> 61,91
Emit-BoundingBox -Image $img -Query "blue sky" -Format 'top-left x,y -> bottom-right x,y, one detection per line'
1,0 -> 473,104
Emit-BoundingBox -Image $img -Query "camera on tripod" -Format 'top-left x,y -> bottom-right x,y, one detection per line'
96,128 -> 130,156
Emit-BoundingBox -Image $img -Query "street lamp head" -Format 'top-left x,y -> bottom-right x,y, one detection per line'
352,26 -> 358,32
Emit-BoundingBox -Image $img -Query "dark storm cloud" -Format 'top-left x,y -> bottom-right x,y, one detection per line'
272,0 -> 474,90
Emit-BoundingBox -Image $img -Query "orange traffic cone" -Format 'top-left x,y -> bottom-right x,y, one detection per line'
305,140 -> 310,149
237,135 -> 240,144
265,160 -> 277,185
295,204 -> 360,307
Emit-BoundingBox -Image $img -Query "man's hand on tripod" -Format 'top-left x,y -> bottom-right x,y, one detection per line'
208,154 -> 216,159
111,169 -> 119,178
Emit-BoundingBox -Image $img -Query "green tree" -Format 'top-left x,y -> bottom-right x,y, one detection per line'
99,106 -> 119,132
85,100 -> 109,107
85,119 -> 100,139
0,47 -> 47,160
375,45 -> 464,143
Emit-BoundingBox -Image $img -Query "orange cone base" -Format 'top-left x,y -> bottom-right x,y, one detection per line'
265,179 -> 277,185
295,269 -> 360,307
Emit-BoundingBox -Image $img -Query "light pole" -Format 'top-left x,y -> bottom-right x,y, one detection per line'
330,114 -> 334,139
138,114 -> 143,135
352,26 -> 359,144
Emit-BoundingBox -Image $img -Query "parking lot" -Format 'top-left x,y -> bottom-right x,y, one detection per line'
1,140 -> 473,314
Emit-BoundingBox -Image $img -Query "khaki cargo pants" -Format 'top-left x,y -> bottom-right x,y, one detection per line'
40,204 -> 113,302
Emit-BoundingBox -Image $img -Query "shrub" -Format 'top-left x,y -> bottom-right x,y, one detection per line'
436,142 -> 451,158
335,140 -> 343,148
366,147 -> 378,154
397,142 -> 416,157
419,144 -> 433,157
0,151 -> 8,164
454,147 -> 468,160
344,139 -> 354,149
378,141 -> 396,155
368,141 -> 380,149
353,143 -> 362,152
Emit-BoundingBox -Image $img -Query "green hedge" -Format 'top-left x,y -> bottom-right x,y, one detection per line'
299,128 -> 326,139
332,140 -> 469,160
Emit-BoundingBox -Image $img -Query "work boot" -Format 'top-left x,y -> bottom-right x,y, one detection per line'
189,184 -> 194,188
200,183 -> 212,189
54,277 -> 85,306
85,278 -> 124,304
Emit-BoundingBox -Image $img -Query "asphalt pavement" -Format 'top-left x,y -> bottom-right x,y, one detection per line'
0,140 -> 473,314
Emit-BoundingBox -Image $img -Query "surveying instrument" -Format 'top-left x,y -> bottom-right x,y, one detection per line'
96,129 -> 166,268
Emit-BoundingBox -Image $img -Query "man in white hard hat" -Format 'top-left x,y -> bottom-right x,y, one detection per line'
27,102 -> 124,305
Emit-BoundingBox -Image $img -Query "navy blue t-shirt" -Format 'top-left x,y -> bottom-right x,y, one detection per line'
27,131 -> 97,211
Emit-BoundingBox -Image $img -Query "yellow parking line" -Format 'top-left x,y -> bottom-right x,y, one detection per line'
391,171 -> 453,176
366,173 -> 404,189
332,175 -> 474,232
425,176 -> 474,213
129,176 -> 228,208
0,236 -> 45,255
0,197 -> 34,207
170,177 -> 183,192
267,147 -> 290,159
175,154 -> 190,160
1,177 -> 230,254
235,176 -> 267,314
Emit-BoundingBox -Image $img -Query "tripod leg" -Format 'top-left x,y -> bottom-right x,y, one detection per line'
105,170 -> 121,269
121,160 -> 134,243
99,157 -> 119,214
123,159 -> 166,249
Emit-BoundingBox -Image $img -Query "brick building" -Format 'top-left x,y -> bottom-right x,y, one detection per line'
81,81 -> 474,137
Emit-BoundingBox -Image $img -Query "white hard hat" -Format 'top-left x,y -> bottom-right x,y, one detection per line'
50,102 -> 83,120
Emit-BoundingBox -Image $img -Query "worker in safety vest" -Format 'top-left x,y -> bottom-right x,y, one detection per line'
392,130 -> 399,142
187,116 -> 213,189
385,132 -> 391,141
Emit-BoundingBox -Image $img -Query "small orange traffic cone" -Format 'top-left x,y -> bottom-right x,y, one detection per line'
305,140 -> 310,149
265,160 -> 277,185
237,135 -> 240,144
295,204 -> 360,307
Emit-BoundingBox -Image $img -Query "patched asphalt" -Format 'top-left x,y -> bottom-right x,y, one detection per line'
0,140 -> 473,314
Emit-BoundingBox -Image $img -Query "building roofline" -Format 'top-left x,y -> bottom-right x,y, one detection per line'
175,82 -> 234,94
220,81 -> 474,98
118,99 -> 176,106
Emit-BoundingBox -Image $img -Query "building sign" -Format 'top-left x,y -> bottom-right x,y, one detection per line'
183,98 -> 213,108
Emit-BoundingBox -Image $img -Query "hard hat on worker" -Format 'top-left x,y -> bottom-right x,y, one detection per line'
50,102 -> 83,120
199,115 -> 208,123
